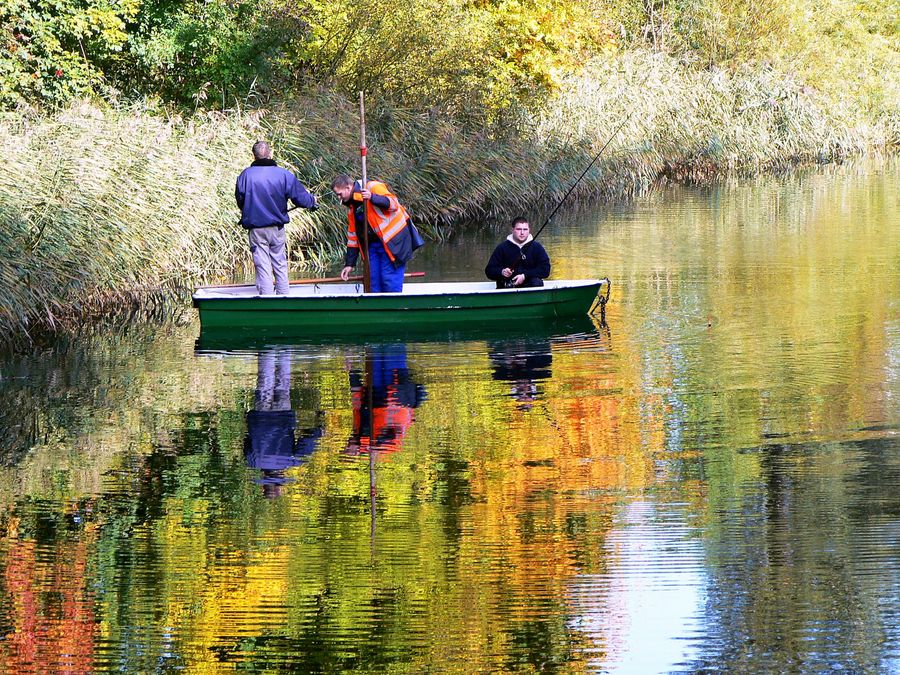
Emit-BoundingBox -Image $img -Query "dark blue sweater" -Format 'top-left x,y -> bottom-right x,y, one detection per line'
484,237 -> 551,288
235,159 -> 317,228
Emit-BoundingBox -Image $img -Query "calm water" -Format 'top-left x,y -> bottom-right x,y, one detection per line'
1,159 -> 898,673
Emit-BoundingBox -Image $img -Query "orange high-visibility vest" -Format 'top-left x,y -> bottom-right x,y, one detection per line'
349,385 -> 414,454
346,180 -> 411,262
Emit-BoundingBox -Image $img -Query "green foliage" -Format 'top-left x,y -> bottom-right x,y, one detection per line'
0,0 -> 139,107
118,0 -> 288,107
2,0 -> 619,116
276,0 -> 496,116
275,0 -> 615,117
1,0 -> 896,132
479,0 -> 617,105
613,0 -> 899,87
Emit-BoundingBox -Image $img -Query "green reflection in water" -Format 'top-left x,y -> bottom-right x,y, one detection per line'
0,158 -> 897,673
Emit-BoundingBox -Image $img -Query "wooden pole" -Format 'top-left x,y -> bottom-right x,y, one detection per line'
197,272 -> 425,291
359,91 -> 372,293
366,346 -> 377,550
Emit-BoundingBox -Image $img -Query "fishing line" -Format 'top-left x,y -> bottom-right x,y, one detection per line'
532,68 -> 656,241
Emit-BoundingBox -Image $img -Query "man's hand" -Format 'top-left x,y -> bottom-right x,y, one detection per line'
360,189 -> 372,200
340,266 -> 354,281
512,274 -> 525,286
501,267 -> 513,278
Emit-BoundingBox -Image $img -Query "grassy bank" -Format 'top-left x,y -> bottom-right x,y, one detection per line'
0,50 -> 897,341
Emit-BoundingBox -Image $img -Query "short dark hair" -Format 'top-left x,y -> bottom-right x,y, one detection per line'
252,141 -> 271,160
511,216 -> 529,228
331,174 -> 354,189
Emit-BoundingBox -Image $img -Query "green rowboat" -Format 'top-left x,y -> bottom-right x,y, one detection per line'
192,279 -> 609,333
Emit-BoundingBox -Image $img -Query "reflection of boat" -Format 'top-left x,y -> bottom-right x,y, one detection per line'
196,313 -> 606,352
192,279 -> 609,332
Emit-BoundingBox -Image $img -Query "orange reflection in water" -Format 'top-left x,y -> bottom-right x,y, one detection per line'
1,516 -> 97,674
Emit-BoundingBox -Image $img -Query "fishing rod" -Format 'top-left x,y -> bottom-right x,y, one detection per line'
531,83 -> 651,242
499,89 -> 647,309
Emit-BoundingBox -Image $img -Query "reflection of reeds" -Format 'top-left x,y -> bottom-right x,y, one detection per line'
1,51 -> 894,340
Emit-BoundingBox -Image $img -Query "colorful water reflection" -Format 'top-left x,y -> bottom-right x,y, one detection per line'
0,159 -> 897,672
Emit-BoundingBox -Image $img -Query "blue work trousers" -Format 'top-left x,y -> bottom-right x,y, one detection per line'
367,240 -> 406,293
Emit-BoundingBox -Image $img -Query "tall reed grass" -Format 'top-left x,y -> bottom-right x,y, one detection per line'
0,50 -> 895,341
0,103 -> 330,339
274,52 -> 896,234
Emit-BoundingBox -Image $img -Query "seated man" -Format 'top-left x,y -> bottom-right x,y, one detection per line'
485,216 -> 551,288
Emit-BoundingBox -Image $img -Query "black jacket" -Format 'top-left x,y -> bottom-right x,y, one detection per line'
484,237 -> 551,288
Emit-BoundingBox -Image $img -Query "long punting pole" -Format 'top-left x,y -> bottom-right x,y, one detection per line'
359,92 -> 372,293
361,94 -> 377,543
197,272 -> 425,291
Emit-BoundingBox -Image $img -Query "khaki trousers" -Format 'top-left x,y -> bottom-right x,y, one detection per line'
248,226 -> 288,295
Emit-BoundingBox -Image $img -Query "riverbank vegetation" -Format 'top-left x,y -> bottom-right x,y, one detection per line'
0,0 -> 897,339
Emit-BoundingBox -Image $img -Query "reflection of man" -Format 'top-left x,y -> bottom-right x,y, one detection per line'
244,349 -> 323,497
488,339 -> 553,411
346,344 -> 426,455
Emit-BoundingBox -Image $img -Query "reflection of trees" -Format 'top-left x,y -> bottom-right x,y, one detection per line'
687,438 -> 899,672
579,164 -> 900,671
0,322 -> 241,500
0,323 -> 653,671
1,508 -> 97,673
4,308 -> 893,670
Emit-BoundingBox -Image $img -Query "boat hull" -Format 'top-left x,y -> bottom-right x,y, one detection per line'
192,279 -> 607,332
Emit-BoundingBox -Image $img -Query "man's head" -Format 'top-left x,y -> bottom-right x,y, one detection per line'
331,174 -> 355,202
252,141 -> 272,160
511,216 -> 531,244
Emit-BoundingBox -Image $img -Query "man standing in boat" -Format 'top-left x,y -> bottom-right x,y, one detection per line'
332,174 -> 418,293
236,141 -> 318,295
485,217 -> 551,288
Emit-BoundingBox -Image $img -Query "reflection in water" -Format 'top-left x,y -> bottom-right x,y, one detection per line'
488,338 -> 553,410
1,508 -> 97,674
684,436 -> 900,673
244,349 -> 324,497
345,343 -> 426,457
0,159 -> 898,672
569,501 -> 706,673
